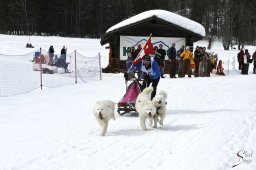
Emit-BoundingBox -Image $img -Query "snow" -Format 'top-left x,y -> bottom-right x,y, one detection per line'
107,10 -> 206,37
0,34 -> 108,60
1,34 -> 256,170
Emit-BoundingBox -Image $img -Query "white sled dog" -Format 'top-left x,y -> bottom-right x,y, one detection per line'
135,87 -> 156,130
152,90 -> 167,128
93,100 -> 116,136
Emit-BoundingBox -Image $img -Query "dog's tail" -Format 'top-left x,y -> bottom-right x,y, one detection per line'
159,90 -> 168,99
143,86 -> 154,96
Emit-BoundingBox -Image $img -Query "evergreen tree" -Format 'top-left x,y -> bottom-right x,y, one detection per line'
0,0 -> 255,45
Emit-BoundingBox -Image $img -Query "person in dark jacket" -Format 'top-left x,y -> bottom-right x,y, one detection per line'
130,46 -> 137,61
156,44 -> 167,78
167,43 -> 177,78
128,55 -> 161,99
237,49 -> 244,70
135,44 -> 142,57
48,45 -> 55,63
126,52 -> 133,71
153,46 -> 161,65
61,45 -> 67,62
193,46 -> 201,77
176,45 -> 185,77
252,49 -> 256,74
241,49 -> 251,75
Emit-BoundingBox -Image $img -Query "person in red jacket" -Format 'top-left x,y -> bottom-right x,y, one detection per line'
216,60 -> 225,76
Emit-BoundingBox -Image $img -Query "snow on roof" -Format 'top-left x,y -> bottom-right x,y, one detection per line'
106,10 -> 205,37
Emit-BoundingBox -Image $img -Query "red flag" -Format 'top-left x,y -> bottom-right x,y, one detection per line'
132,36 -> 155,65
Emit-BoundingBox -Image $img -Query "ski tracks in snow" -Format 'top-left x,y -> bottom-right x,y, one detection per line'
220,113 -> 256,170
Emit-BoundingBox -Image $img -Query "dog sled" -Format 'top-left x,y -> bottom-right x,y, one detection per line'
117,72 -> 144,115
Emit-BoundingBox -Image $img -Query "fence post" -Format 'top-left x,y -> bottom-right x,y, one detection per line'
98,53 -> 102,80
39,48 -> 43,90
75,50 -> 77,84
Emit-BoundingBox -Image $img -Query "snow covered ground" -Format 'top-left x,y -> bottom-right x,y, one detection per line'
0,34 -> 256,170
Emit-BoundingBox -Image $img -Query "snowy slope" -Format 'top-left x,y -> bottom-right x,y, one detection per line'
0,35 -> 256,170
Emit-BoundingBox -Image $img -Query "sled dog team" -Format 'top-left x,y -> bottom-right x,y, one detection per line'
93,87 -> 167,136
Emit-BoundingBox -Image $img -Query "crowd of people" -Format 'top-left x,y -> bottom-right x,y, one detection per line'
33,45 -> 69,73
126,43 -> 223,80
125,43 -> 256,99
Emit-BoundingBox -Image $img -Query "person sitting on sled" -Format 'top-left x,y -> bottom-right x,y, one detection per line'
125,55 -> 161,99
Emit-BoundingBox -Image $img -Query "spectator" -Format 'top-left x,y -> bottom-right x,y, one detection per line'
45,55 -> 51,65
51,55 -> 59,66
199,54 -> 207,77
126,52 -> 133,71
213,53 -> 218,70
252,49 -> 256,74
130,46 -> 137,60
157,44 -> 167,78
39,55 -> 45,64
237,49 -> 244,70
205,48 -> 212,77
135,44 -> 142,57
180,46 -> 194,78
216,60 -> 225,76
61,45 -> 67,62
193,46 -> 201,77
128,55 -> 161,99
209,52 -> 216,74
241,49 -> 251,75
26,43 -> 34,48
56,57 -> 68,72
200,47 -> 209,77
153,46 -> 161,65
167,43 -> 177,78
176,45 -> 185,77
48,45 -> 55,63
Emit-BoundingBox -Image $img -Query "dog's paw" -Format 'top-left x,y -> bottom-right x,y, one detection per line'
159,120 -> 163,125
141,125 -> 147,130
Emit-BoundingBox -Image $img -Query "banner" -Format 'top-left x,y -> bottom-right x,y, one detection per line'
120,36 -> 186,60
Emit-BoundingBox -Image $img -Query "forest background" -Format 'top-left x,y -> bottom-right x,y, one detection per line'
0,0 -> 255,49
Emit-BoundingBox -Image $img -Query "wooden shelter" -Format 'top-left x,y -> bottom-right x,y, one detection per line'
100,10 -> 205,73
